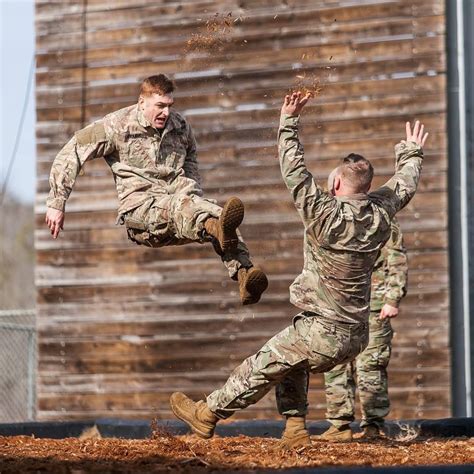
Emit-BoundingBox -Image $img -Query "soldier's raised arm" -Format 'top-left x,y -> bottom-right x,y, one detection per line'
182,122 -> 203,196
45,120 -> 115,238
278,92 -> 335,225
379,218 -> 408,319
370,121 -> 428,218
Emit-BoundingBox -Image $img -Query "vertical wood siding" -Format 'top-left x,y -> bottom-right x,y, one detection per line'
35,0 -> 449,420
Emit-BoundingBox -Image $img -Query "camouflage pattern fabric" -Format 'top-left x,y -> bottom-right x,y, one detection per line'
123,191 -> 252,277
207,312 -> 369,419
47,105 -> 252,276
47,106 -> 203,215
278,114 -> 422,324
324,311 -> 393,428
323,219 -> 408,428
370,217 -> 408,311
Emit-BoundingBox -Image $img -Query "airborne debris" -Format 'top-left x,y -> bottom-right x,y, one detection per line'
186,12 -> 246,53
291,71 -> 323,98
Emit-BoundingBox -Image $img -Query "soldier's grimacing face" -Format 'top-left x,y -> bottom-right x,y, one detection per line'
139,93 -> 174,129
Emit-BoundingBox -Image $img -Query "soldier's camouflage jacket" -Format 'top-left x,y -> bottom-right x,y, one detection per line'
278,114 -> 422,324
370,217 -> 408,311
47,105 -> 202,216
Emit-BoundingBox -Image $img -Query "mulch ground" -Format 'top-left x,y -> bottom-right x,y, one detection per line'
0,433 -> 472,473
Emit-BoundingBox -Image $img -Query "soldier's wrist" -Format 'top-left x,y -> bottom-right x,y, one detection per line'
46,197 -> 66,212
280,114 -> 300,127
384,298 -> 400,308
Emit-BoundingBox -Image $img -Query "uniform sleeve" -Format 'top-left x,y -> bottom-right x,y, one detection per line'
46,121 -> 115,212
182,123 -> 203,195
278,114 -> 335,226
383,218 -> 408,307
369,141 -> 423,218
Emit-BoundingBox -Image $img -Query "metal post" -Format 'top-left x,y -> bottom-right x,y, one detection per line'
446,0 -> 473,417
27,328 -> 36,420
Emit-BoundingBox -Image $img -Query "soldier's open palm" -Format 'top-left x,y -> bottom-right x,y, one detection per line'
405,120 -> 428,147
281,91 -> 312,117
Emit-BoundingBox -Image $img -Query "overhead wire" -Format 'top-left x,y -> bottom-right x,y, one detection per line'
0,55 -> 36,206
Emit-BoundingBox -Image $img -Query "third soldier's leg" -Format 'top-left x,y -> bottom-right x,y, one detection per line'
356,310 -> 393,437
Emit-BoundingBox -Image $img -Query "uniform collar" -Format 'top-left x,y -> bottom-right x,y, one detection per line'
135,105 -> 178,134
336,193 -> 368,202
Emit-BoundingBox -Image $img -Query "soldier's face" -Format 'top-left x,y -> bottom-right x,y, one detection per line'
139,93 -> 174,129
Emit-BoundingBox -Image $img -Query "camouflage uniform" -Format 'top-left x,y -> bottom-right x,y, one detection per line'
324,218 -> 407,429
47,105 -> 251,276
206,115 -> 423,418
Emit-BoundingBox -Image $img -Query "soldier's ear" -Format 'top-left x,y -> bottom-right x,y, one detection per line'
138,95 -> 145,107
334,176 -> 342,193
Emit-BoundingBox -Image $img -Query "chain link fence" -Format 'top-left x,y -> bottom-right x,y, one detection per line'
0,309 -> 36,422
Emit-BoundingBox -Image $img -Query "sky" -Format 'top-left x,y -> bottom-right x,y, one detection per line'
0,0 -> 36,204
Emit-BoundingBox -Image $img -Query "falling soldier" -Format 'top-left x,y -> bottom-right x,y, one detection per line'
45,74 -> 268,305
320,216 -> 408,441
169,91 -> 428,449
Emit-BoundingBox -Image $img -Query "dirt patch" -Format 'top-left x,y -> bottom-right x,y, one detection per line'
0,434 -> 472,473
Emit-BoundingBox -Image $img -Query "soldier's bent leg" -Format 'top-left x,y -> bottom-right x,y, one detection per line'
207,314 -> 349,419
166,193 -> 262,282
125,194 -> 254,273
356,311 -> 393,429
323,362 -> 356,429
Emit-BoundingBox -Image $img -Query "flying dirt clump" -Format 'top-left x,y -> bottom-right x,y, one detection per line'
292,72 -> 323,98
185,12 -> 244,53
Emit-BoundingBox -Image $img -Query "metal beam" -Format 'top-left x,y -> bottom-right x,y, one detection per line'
446,0 -> 473,417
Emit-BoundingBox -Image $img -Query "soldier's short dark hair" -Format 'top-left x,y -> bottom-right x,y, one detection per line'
340,153 -> 374,191
140,74 -> 175,97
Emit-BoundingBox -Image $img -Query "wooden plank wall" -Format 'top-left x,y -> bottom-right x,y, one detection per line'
35,0 -> 449,421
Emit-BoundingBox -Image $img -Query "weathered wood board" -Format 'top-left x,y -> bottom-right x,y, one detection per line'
35,0 -> 450,421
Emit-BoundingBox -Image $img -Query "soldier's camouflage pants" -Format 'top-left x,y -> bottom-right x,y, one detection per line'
323,310 -> 393,428
122,192 -> 252,278
207,312 -> 369,419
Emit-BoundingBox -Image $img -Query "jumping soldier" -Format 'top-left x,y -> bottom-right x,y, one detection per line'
169,91 -> 428,449
45,74 -> 268,305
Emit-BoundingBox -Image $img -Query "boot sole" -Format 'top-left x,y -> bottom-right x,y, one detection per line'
169,393 -> 213,439
242,268 -> 269,305
220,197 -> 244,253
315,433 -> 353,442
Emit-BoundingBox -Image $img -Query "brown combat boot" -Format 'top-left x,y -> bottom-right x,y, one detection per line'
316,424 -> 353,442
278,416 -> 311,450
170,392 -> 218,439
238,267 -> 269,305
204,197 -> 244,253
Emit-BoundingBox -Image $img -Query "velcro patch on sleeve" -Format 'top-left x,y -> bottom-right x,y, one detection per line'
75,123 -> 106,146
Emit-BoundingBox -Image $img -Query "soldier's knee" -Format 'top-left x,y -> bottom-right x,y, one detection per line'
357,345 -> 391,371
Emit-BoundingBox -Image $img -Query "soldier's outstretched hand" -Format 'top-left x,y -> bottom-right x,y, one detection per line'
405,120 -> 429,147
45,207 -> 65,239
281,91 -> 312,117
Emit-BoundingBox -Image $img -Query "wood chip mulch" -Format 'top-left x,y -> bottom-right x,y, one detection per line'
0,433 -> 472,473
